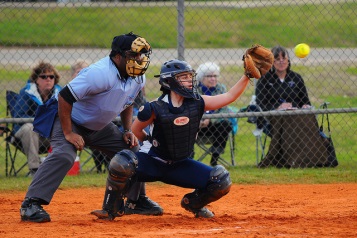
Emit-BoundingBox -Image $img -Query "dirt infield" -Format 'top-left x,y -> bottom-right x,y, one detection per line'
1,183 -> 356,238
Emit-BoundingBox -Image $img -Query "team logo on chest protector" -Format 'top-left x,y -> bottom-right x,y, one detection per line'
174,116 -> 189,126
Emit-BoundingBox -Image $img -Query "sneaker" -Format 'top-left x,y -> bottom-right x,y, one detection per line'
20,198 -> 51,223
181,199 -> 214,218
90,209 -> 123,221
125,195 -> 163,216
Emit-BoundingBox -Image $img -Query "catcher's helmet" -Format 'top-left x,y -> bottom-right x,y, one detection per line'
155,59 -> 199,99
111,32 -> 152,78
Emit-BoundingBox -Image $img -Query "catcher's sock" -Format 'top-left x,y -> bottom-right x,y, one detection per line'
181,200 -> 215,218
125,195 -> 163,216
20,198 -> 51,223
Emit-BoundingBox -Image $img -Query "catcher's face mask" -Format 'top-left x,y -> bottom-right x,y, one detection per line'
156,59 -> 199,99
125,37 -> 151,78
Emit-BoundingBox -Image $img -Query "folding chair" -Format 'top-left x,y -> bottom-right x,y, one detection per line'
241,102 -> 269,166
195,107 -> 238,167
4,90 -> 50,176
196,130 -> 236,167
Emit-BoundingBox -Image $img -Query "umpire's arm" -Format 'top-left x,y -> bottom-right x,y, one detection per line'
120,105 -> 138,147
58,89 -> 85,150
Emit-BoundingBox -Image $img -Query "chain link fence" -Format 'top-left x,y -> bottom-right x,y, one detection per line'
0,0 -> 356,176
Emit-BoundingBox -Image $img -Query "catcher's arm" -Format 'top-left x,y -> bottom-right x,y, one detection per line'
202,75 -> 250,111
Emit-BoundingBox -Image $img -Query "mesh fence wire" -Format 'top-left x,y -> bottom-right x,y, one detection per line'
0,0 -> 356,176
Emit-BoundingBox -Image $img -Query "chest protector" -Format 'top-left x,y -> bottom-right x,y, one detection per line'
150,97 -> 204,161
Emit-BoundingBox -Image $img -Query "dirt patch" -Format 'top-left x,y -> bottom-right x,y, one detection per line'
1,183 -> 356,238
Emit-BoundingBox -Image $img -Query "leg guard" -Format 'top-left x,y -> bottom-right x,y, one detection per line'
181,165 -> 232,210
102,150 -> 138,218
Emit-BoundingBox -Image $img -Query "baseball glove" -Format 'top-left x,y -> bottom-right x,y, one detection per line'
243,44 -> 274,79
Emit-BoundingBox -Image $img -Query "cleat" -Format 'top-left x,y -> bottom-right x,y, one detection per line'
181,199 -> 215,218
20,198 -> 51,223
125,195 -> 163,216
90,209 -> 123,220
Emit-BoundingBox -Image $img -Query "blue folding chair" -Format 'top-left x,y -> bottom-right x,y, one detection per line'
4,90 -> 49,176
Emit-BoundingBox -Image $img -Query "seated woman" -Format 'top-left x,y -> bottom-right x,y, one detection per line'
255,45 -> 312,136
14,61 -> 62,176
196,62 -> 233,166
256,45 -> 323,168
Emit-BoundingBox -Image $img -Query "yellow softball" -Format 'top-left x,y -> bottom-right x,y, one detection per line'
294,43 -> 310,58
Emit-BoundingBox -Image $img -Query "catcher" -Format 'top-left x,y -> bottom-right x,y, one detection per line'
91,45 -> 273,220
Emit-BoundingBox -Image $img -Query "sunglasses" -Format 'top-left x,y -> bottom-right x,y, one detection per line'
39,75 -> 55,80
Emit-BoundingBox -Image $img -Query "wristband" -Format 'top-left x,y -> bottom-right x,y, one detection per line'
124,129 -> 132,133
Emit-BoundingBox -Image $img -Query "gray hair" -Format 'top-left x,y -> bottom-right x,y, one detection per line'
196,62 -> 220,82
71,60 -> 89,76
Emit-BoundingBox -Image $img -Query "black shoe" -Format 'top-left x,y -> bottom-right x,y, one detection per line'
181,199 -> 214,218
90,209 -> 123,220
20,198 -> 51,223
125,195 -> 163,216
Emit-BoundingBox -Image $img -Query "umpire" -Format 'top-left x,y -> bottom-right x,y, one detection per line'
20,32 -> 162,223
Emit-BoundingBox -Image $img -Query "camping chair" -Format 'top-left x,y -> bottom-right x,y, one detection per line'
195,106 -> 238,167
4,90 -> 50,176
241,103 -> 269,166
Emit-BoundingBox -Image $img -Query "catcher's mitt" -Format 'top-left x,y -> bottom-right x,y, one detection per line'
243,44 -> 274,79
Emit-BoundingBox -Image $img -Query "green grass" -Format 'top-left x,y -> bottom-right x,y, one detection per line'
0,3 -> 356,48
0,163 -> 355,192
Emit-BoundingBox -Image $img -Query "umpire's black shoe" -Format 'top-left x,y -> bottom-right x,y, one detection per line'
20,198 -> 51,223
181,199 -> 214,218
125,195 -> 163,216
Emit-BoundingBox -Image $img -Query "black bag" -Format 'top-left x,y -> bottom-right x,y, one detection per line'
319,103 -> 338,167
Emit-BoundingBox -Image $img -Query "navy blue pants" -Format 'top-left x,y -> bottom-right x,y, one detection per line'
135,152 -> 213,189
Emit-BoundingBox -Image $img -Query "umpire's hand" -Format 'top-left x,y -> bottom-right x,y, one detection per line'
65,132 -> 85,151
123,130 -> 139,148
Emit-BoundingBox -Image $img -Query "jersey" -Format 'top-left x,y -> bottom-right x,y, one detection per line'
67,56 -> 145,131
142,94 -> 205,162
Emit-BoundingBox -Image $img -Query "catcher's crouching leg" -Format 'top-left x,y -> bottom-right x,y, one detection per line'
181,165 -> 232,218
91,149 -> 138,220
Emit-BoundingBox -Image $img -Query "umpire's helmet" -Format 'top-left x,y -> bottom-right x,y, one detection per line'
155,59 -> 199,99
111,32 -> 151,78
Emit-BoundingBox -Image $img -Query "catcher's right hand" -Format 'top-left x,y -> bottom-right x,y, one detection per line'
243,44 -> 274,79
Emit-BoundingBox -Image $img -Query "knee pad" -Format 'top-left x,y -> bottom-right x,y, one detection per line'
107,149 -> 138,190
181,165 -> 232,209
207,165 -> 232,197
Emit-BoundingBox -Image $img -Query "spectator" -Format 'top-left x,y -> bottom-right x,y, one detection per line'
255,45 -> 311,136
14,61 -> 62,176
196,62 -> 233,166
71,60 -> 89,79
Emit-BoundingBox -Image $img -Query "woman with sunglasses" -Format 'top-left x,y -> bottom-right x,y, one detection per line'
13,61 -> 62,176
